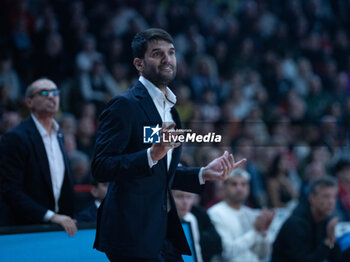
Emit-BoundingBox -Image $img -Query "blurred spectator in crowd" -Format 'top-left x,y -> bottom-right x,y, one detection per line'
78,56 -> 121,114
0,78 -> 76,236
306,74 -> 332,120
208,168 -> 275,262
0,82 -> 21,120
267,153 -> 299,208
300,160 -> 328,201
174,84 -> 194,124
76,117 -> 96,158
271,176 -> 348,262
75,179 -> 108,223
173,189 -> 222,262
75,34 -> 103,73
0,110 -> 22,136
36,32 -> 71,85
234,138 -> 268,208
334,159 -> 350,221
69,150 -> 91,212
0,53 -> 22,100
190,54 -> 219,101
69,150 -> 90,185
199,88 -> 221,122
58,113 -> 77,136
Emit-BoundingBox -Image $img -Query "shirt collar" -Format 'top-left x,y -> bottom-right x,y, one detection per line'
139,76 -> 177,107
31,114 -> 59,137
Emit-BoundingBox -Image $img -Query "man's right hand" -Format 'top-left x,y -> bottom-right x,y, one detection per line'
254,208 -> 275,233
149,122 -> 181,162
50,214 -> 77,236
326,217 -> 338,247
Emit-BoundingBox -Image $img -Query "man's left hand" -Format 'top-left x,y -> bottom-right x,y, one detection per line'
202,151 -> 246,182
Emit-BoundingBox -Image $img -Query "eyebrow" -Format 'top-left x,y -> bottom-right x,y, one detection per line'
151,47 -> 175,53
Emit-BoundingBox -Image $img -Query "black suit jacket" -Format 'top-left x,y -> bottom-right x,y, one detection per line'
271,202 -> 344,262
76,203 -> 98,223
0,116 -> 74,225
92,81 -> 203,258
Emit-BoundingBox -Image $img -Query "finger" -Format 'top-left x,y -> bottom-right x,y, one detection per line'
223,153 -> 234,171
162,122 -> 176,132
172,142 -> 181,149
233,158 -> 247,168
221,156 -> 232,177
228,153 -> 234,165
68,224 -> 77,236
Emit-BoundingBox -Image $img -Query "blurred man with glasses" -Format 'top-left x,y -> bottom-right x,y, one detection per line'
0,78 -> 77,236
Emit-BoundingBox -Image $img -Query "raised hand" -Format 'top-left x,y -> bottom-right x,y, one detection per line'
149,122 -> 182,162
254,208 -> 275,233
326,217 -> 338,247
202,151 -> 246,182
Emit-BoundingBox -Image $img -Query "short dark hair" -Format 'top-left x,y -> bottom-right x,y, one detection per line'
131,28 -> 174,59
309,176 -> 337,196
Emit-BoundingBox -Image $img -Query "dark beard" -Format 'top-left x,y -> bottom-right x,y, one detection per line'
143,65 -> 176,87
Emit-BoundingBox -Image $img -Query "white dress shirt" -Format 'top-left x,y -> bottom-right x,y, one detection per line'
208,201 -> 271,262
140,76 -> 204,183
140,75 -> 176,170
32,114 -> 65,220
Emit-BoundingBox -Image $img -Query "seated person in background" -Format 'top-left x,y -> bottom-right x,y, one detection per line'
334,159 -> 350,221
208,168 -> 275,262
173,189 -> 222,262
267,154 -> 299,208
76,179 -> 108,223
271,176 -> 349,262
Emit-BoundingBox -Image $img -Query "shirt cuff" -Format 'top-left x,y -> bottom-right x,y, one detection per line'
147,148 -> 158,168
43,210 -> 55,222
199,167 -> 205,184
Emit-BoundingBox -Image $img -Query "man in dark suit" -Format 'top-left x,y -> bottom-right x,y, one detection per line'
92,28 -> 246,261
271,176 -> 347,262
0,78 -> 77,236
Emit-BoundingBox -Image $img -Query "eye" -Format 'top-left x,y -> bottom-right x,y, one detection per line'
152,51 -> 161,57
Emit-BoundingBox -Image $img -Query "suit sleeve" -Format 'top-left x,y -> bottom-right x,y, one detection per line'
0,132 -> 49,223
172,165 -> 202,193
92,97 -> 152,182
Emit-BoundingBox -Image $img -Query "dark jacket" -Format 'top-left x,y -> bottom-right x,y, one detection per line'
271,202 -> 343,262
0,116 -> 74,225
92,81 -> 203,259
76,202 -> 98,223
191,205 -> 222,262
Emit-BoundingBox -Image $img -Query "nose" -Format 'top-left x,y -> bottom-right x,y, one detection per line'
162,53 -> 171,63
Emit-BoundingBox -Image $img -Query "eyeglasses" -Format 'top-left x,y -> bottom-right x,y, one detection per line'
31,89 -> 60,97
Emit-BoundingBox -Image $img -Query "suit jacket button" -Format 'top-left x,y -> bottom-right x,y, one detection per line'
162,205 -> 167,211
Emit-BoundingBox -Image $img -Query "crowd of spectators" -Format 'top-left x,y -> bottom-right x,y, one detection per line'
1,0 -> 350,224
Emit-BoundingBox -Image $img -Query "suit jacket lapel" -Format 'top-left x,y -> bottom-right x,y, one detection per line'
132,82 -> 167,172
168,107 -> 182,177
132,82 -> 162,125
26,117 -> 53,194
57,131 -> 73,186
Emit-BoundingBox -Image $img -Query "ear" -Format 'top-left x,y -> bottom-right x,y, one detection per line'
91,186 -> 98,198
25,97 -> 32,109
133,58 -> 143,73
